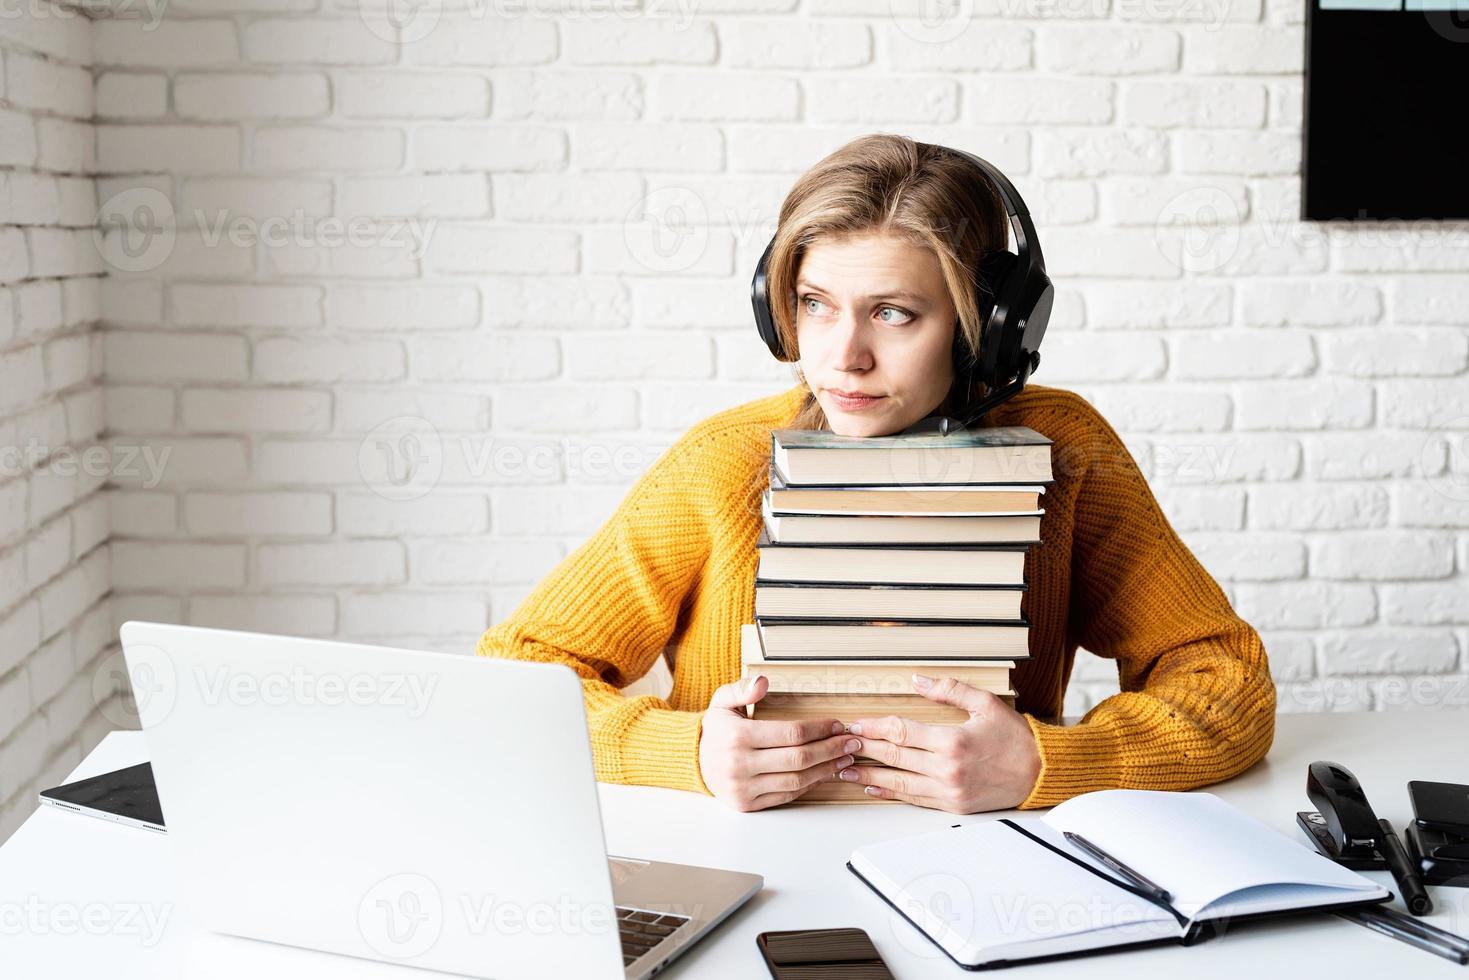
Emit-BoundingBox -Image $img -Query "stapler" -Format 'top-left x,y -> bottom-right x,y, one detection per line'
1301,761 -> 1387,867
1298,761 -> 1433,914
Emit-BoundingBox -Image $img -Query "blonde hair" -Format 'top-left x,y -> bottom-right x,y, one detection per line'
767,133 -> 1011,431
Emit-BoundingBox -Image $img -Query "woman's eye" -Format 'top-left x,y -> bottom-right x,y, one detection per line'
877,306 -> 914,326
801,295 -> 832,316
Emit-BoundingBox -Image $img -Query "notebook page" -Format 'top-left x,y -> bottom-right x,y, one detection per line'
849,819 -> 1179,965
1041,790 -> 1387,923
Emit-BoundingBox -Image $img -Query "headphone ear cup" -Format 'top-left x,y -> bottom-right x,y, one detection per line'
973,249 -> 1017,386
751,236 -> 788,360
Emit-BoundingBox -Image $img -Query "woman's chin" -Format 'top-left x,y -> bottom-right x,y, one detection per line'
825,410 -> 894,438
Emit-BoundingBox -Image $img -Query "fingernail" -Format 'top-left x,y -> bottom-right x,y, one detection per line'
865,786 -> 881,797
744,676 -> 758,695
830,721 -> 843,735
912,673 -> 933,691
845,738 -> 861,753
838,755 -> 854,768
848,722 -> 862,736
839,768 -> 858,781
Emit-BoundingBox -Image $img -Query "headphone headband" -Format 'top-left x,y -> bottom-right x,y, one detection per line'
750,142 -> 1053,428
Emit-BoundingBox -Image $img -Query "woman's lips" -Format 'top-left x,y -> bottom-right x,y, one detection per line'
828,390 -> 885,411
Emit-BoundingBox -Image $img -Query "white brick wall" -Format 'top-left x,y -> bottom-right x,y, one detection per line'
3,1 -> 1467,844
0,0 -> 121,845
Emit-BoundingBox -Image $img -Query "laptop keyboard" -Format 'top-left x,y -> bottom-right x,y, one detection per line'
617,906 -> 691,967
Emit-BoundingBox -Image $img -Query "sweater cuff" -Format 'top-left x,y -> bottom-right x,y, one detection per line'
1016,713 -> 1125,810
609,705 -> 712,797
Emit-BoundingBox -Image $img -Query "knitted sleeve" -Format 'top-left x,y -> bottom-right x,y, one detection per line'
1016,405 -> 1277,809
474,429 -> 713,795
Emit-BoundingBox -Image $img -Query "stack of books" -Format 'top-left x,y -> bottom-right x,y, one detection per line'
744,423 -> 1054,804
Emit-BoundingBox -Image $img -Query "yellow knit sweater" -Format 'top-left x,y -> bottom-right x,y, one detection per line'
475,382 -> 1276,809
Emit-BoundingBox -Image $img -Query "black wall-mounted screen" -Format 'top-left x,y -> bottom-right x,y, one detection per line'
1303,0 -> 1469,220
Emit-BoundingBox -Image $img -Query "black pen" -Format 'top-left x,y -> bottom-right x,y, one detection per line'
1063,831 -> 1172,904
1378,818 -> 1433,916
1334,904 -> 1469,965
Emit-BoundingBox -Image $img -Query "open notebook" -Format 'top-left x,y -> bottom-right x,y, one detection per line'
848,789 -> 1391,970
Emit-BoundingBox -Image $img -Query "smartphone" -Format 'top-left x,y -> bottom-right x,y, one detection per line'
756,927 -> 895,979
1408,781 -> 1469,839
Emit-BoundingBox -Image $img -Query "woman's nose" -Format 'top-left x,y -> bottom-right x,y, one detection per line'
830,310 -> 873,370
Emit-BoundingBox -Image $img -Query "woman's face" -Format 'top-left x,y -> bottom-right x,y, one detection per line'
794,231 -> 958,437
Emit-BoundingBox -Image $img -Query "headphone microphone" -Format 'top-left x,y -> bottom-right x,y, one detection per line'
749,144 -> 1053,431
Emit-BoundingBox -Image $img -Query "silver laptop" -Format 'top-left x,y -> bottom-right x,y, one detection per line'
118,621 -> 762,980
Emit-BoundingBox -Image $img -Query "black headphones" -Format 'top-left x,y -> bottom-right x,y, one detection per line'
750,144 -> 1053,428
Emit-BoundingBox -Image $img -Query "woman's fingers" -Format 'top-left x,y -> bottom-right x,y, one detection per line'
751,732 -> 861,774
857,783 -> 949,809
745,788 -> 809,811
742,716 -> 844,749
837,763 -> 945,801
847,713 -> 945,750
848,735 -> 933,774
747,751 -> 856,798
707,675 -> 767,713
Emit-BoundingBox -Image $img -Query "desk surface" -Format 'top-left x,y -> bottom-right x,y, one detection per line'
3,711 -> 1467,979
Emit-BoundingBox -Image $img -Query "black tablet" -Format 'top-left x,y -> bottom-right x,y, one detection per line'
38,762 -> 166,833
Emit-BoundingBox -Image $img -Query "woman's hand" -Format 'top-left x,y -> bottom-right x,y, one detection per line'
699,675 -> 861,812
838,674 -> 1042,812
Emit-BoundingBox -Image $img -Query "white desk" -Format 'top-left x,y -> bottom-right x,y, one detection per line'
2,712 -> 1467,979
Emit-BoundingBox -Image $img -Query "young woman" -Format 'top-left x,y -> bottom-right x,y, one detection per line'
476,134 -> 1276,814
